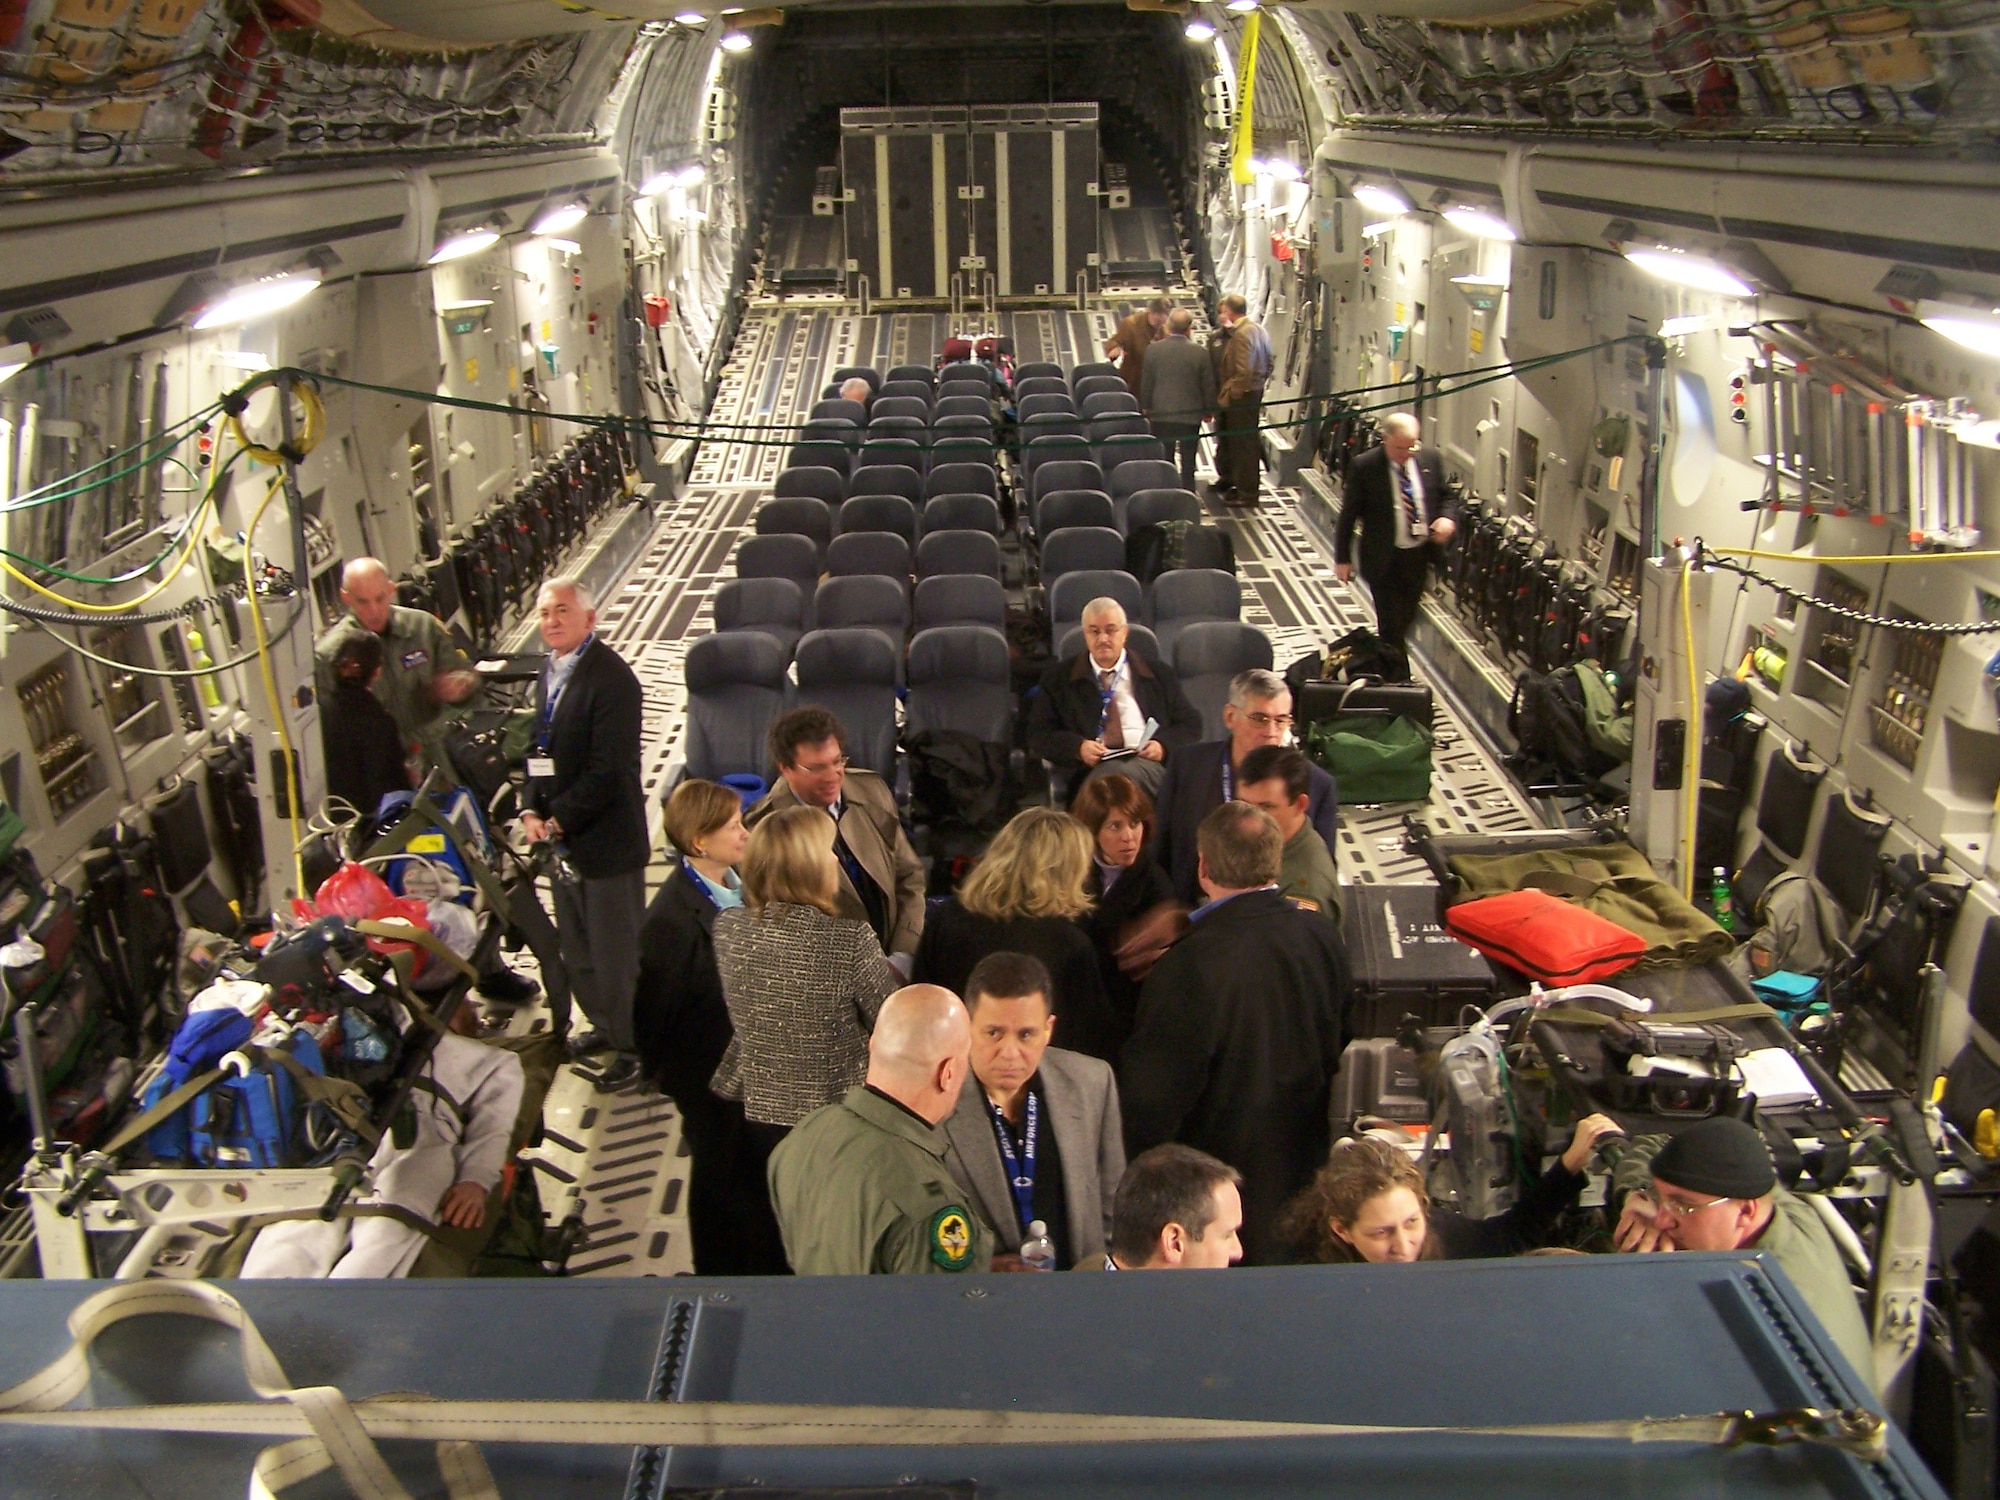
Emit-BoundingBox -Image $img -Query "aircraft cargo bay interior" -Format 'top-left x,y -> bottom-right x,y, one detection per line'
0,0 -> 1998,1495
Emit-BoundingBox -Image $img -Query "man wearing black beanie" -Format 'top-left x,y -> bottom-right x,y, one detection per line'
1611,1116 -> 1875,1388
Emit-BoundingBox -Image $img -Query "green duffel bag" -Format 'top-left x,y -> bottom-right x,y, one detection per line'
1305,712 -> 1434,805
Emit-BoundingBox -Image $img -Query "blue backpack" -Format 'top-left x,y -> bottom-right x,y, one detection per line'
141,1029 -> 328,1169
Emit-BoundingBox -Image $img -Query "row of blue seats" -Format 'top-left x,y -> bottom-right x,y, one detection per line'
718,562 -> 1245,663
683,612 -> 1275,785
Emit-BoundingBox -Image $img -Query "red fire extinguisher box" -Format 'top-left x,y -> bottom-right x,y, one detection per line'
643,294 -> 672,327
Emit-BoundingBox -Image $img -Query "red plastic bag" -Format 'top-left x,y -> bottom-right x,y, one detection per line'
1443,889 -> 1647,986
313,862 -> 396,921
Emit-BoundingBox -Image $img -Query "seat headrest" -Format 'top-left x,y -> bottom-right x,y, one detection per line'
797,627 -> 899,684
687,630 -> 790,690
909,625 -> 1010,684
1173,621 -> 1272,676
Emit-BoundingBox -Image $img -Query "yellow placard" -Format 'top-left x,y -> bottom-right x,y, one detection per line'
1230,11 -> 1261,187
1470,326 -> 1485,355
541,319 -> 553,342
464,357 -> 479,384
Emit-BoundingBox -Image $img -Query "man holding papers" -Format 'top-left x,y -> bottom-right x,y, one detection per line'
1028,597 -> 1202,803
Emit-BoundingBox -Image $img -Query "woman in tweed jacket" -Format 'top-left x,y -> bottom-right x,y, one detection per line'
712,804 -> 900,1270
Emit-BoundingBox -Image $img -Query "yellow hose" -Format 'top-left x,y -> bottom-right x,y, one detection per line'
241,475 -> 307,900
1,487 -> 215,611
1680,556 -> 1702,902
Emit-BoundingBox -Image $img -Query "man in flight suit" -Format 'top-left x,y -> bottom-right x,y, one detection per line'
768,985 -> 995,1275
315,557 -> 480,787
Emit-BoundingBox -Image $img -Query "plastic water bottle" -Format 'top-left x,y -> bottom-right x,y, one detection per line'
1712,867 -> 1734,933
1020,1220 -> 1057,1272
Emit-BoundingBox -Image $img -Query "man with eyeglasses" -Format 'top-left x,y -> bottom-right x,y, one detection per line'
1153,669 -> 1341,905
748,707 -> 927,978
1611,1115 -> 1875,1385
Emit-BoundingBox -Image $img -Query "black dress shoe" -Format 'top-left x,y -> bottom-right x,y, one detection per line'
592,1055 -> 643,1092
477,968 -> 542,1005
565,1028 -> 610,1060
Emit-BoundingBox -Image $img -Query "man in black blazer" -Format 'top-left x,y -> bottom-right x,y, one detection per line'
522,578 -> 650,1085
1027,598 -> 1202,803
1154,668 -> 1339,905
1333,413 -> 1459,680
1121,802 -> 1350,1265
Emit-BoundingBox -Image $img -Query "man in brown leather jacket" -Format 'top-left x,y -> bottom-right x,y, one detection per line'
1106,297 -> 1171,397
1210,294 -> 1271,507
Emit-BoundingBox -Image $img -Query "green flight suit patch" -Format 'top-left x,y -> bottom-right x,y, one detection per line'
929,1205 -> 974,1271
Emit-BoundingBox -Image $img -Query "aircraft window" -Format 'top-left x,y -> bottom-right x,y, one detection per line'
1670,370 -> 1717,507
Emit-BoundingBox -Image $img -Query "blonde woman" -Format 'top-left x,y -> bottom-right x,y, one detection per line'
912,808 -> 1116,1061
711,804 -> 899,1272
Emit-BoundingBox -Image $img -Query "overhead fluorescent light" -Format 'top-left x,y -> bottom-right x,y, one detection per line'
1351,182 -> 1409,217
1256,157 -> 1301,182
191,272 -> 321,329
674,8 -> 707,21
531,202 -> 589,236
1624,247 -> 1755,298
545,238 -> 582,256
719,28 -> 752,50
1226,0 -> 1258,10
1442,206 -> 1516,242
428,228 -> 500,264
1184,18 -> 1216,40
1659,314 -> 1720,338
1919,300 -> 2000,358
0,341 -> 30,386
639,162 -> 706,196
1361,220 -> 1396,239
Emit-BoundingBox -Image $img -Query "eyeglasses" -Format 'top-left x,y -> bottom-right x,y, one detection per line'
1654,1194 -> 1731,1218
794,756 -> 848,776
1242,711 -> 1295,728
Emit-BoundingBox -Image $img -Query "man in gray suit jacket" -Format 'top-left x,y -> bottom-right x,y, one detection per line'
941,952 -> 1124,1269
1139,309 -> 1218,492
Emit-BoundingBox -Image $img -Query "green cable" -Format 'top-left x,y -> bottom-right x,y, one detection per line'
4,401 -> 227,513
3,448 -> 242,587
245,334 -> 1644,455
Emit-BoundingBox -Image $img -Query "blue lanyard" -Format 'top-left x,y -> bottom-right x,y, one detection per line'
986,1089 -> 1039,1232
1221,756 -> 1233,802
538,635 -> 595,748
682,857 -> 720,909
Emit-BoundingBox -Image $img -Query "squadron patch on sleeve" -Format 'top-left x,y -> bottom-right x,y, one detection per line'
928,1205 -> 974,1271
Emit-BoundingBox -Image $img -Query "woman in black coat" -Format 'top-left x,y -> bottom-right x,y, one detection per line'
633,779 -> 750,1274
911,808 -> 1116,1061
320,634 -> 412,823
1070,774 -> 1182,1053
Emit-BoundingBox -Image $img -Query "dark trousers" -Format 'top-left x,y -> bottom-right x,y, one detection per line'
1216,396 -> 1263,498
1154,422 -> 1201,490
1366,546 -> 1431,682
732,1114 -> 796,1275
552,867 -> 645,1052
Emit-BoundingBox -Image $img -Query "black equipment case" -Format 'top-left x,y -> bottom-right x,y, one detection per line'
1345,883 -> 1500,1036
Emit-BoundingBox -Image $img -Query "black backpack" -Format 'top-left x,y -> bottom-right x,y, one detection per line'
1125,521 -> 1237,586
1508,669 -> 1595,783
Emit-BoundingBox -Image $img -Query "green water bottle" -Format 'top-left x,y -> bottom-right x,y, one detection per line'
1712,866 -> 1734,933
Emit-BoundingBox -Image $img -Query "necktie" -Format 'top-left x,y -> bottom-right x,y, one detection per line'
1396,461 -> 1422,537
1099,670 -> 1125,749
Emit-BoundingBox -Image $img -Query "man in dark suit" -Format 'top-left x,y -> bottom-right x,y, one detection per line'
1334,412 -> 1459,680
1026,598 -> 1203,803
1154,668 -> 1339,905
1121,802 -> 1350,1265
941,951 -> 1125,1269
522,578 -> 650,1086
1139,309 -> 1218,491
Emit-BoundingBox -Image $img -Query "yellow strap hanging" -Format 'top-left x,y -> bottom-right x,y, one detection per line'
1231,10 -> 1261,186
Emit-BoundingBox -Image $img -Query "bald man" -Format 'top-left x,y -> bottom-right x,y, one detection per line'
315,556 -> 479,787
768,985 -> 996,1275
